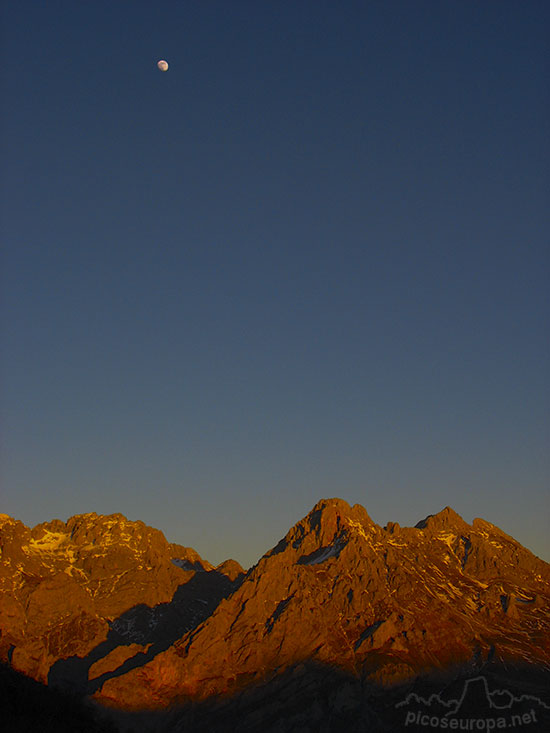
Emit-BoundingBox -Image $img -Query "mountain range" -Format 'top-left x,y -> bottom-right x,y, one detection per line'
1,498 -> 549,731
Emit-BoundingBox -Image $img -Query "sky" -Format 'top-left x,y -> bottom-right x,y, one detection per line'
1,1 -> 548,569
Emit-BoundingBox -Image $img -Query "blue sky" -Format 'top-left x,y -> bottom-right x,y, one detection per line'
1,1 -> 548,568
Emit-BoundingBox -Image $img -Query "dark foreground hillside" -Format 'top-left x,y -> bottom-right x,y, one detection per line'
4,659 -> 550,733
0,662 -> 116,733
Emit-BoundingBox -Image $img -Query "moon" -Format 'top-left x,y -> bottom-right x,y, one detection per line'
157,60 -> 169,72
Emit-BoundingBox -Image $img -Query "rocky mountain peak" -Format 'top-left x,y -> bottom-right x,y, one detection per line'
414,505 -> 469,533
1,498 -> 549,724
310,497 -> 375,528
215,558 -> 245,581
0,511 -> 239,683
263,497 -> 376,566
471,516 -> 516,540
79,498 -> 550,712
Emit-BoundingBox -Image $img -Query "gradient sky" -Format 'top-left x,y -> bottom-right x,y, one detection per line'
1,1 -> 549,568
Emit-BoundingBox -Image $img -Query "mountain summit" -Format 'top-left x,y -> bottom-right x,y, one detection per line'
0,511 -> 242,683
1,499 -> 549,728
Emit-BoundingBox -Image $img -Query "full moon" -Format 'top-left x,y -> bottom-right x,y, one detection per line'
157,60 -> 169,72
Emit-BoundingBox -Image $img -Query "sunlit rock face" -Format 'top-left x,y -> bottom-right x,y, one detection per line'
1,499 -> 549,716
0,512 -> 237,683
91,498 -> 550,710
